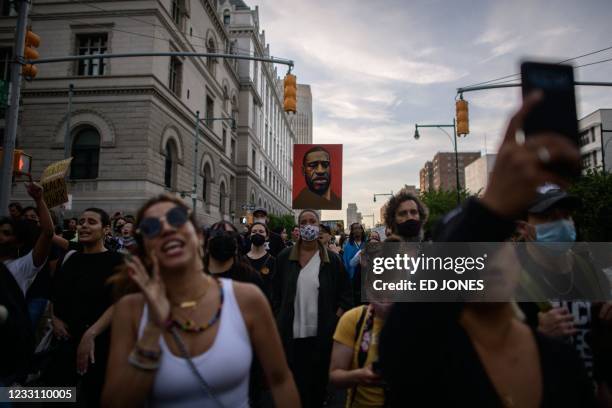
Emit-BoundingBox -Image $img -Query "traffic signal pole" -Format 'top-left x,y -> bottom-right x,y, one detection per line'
0,0 -> 30,216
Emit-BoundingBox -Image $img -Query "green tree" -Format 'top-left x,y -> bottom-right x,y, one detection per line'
419,189 -> 469,236
268,214 -> 296,234
568,169 -> 612,241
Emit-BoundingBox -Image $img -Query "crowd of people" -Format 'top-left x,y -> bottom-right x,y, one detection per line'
0,95 -> 611,407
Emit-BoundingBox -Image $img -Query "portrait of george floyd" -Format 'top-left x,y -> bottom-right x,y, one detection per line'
292,144 -> 343,210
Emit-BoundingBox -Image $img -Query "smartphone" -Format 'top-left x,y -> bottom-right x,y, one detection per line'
521,61 -> 580,177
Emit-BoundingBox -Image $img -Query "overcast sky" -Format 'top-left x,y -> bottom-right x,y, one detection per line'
254,0 -> 612,227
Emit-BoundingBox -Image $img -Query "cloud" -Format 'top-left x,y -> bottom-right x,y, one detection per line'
253,0 -> 612,227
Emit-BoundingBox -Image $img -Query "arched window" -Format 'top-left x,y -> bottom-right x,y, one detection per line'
202,162 -> 212,205
250,193 -> 255,206
207,38 -> 216,75
231,95 -> 238,123
70,127 -> 100,179
164,141 -> 178,189
219,182 -> 226,216
223,85 -> 229,113
223,9 -> 230,25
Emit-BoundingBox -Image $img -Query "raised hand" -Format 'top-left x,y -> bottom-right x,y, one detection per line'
482,92 -> 580,218
25,181 -> 44,202
126,251 -> 170,328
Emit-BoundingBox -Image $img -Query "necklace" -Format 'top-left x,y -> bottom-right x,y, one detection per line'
170,286 -> 209,309
168,278 -> 224,333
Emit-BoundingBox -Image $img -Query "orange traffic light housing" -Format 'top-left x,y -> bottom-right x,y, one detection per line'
456,99 -> 469,136
22,29 -> 41,79
14,150 -> 32,175
283,73 -> 297,113
0,149 -> 32,176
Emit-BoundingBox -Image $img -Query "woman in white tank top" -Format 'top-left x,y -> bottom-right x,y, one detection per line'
101,195 -> 299,407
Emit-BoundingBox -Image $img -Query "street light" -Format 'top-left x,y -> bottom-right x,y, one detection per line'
414,119 -> 461,205
373,192 -> 393,203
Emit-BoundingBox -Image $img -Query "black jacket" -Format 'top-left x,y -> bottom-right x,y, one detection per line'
272,242 -> 352,361
379,198 -> 596,407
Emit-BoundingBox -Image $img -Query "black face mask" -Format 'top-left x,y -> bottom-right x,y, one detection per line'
251,234 -> 266,247
208,235 -> 236,261
396,219 -> 421,238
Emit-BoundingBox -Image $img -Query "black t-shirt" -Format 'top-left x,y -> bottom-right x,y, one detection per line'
51,250 -> 124,340
212,259 -> 267,298
380,303 -> 596,407
247,253 -> 276,302
0,263 -> 34,383
26,243 -> 63,301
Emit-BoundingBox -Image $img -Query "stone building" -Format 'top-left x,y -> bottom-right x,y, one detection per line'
419,152 -> 480,192
221,0 -> 295,220
3,0 -> 297,224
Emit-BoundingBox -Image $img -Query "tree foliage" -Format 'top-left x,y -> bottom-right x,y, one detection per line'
268,214 -> 296,233
419,189 -> 469,236
568,169 -> 612,241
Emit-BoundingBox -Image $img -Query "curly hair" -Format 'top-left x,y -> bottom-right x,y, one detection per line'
383,192 -> 428,232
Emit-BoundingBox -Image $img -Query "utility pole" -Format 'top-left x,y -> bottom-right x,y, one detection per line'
0,0 -> 30,216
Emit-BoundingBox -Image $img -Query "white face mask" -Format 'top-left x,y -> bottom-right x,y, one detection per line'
300,224 -> 320,242
254,217 -> 267,224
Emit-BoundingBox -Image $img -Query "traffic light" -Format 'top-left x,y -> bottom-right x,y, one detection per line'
456,98 -> 469,136
22,29 -> 41,79
14,150 -> 32,175
0,149 -> 32,176
283,73 -> 297,113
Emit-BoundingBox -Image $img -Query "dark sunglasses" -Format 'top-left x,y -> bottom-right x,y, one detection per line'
137,206 -> 190,239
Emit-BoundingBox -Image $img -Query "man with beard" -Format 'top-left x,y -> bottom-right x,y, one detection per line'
294,146 -> 341,210
383,191 -> 428,241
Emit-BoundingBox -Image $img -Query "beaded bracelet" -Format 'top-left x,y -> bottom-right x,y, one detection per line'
135,344 -> 161,361
128,351 -> 160,371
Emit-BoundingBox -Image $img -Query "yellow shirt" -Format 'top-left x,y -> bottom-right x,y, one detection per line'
333,306 -> 384,408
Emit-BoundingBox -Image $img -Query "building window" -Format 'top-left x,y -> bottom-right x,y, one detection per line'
206,96 -> 214,127
70,127 -> 100,179
169,57 -> 182,96
219,182 -> 226,216
222,128 -> 227,154
77,34 -> 107,76
202,163 -> 211,207
223,86 -> 229,113
164,141 -> 177,189
0,48 -> 11,81
251,149 -> 256,169
231,139 -> 236,162
207,38 -> 216,76
223,9 -> 230,25
171,0 -> 182,26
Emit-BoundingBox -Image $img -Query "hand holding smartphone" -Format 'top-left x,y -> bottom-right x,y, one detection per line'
521,61 -> 581,178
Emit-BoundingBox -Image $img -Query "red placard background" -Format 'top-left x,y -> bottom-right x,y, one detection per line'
292,144 -> 343,208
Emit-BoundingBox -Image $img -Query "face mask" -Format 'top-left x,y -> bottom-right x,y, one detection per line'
396,219 -> 421,238
535,219 -> 576,252
254,218 -> 267,225
300,224 -> 320,242
251,234 -> 266,247
208,235 -> 236,261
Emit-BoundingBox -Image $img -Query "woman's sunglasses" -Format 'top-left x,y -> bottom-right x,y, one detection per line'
137,206 -> 190,239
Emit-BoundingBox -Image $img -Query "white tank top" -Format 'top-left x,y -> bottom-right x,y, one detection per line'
138,278 -> 252,408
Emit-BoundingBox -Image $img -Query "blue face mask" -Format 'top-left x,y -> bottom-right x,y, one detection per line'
535,219 -> 576,252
